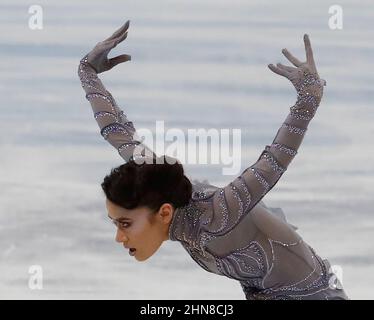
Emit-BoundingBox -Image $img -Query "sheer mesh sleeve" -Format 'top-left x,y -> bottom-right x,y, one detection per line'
78,54 -> 155,162
206,72 -> 324,235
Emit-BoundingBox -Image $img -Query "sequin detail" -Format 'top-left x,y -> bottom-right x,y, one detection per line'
237,176 -> 252,212
271,238 -> 303,247
269,143 -> 297,157
86,92 -> 113,104
259,151 -> 286,174
257,246 -> 332,299
213,241 -> 267,281
281,123 -> 307,135
290,71 -> 323,121
94,111 -> 115,118
290,109 -> 313,121
209,189 -> 229,233
100,123 -> 131,139
79,56 -> 106,93
78,53 -> 151,162
118,141 -> 141,153
250,167 -> 270,196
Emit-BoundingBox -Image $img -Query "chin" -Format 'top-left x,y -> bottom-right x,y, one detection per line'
135,249 -> 158,262
134,252 -> 150,262
135,245 -> 161,262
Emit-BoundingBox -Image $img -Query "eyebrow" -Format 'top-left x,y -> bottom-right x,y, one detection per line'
107,215 -> 132,222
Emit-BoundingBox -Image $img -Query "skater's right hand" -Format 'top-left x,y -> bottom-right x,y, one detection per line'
268,34 -> 326,102
85,20 -> 132,74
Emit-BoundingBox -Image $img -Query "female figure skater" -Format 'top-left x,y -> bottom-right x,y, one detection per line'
78,20 -> 348,300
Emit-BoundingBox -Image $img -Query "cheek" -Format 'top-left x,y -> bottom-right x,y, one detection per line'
130,219 -> 151,238
135,223 -> 160,249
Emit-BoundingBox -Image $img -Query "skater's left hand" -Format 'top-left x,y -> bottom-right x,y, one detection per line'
85,20 -> 131,74
268,34 -> 326,100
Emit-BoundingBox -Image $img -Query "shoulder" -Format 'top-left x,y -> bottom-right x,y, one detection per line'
190,179 -> 219,201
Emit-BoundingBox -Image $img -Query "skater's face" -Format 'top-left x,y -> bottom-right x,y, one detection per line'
106,198 -> 174,262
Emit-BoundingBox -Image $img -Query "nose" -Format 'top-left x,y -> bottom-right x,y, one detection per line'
115,227 -> 128,243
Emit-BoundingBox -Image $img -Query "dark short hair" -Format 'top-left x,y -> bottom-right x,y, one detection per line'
101,155 -> 192,212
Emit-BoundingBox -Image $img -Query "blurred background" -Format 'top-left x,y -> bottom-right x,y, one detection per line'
0,0 -> 373,299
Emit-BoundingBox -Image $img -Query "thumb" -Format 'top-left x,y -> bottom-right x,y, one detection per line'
109,54 -> 131,68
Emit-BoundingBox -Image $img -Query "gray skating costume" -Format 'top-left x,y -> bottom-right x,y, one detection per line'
78,47 -> 348,300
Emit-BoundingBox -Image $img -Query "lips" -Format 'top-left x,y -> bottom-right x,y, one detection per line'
123,244 -> 136,256
129,248 -> 136,256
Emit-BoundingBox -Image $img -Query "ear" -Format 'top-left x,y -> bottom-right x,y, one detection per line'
158,203 -> 175,224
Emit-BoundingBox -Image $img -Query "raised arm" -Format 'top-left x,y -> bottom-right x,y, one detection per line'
207,34 -> 326,234
78,20 -> 155,162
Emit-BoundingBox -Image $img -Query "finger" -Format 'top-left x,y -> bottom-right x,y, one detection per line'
105,20 -> 130,41
100,40 -> 117,53
114,30 -> 128,45
109,54 -> 132,68
268,64 -> 289,78
303,34 -> 316,68
281,48 -> 302,67
276,63 -> 296,73
110,32 -> 127,48
104,24 -> 125,42
104,32 -> 128,49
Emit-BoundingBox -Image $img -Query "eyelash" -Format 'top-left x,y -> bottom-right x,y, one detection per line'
120,222 -> 130,229
114,221 -> 131,229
